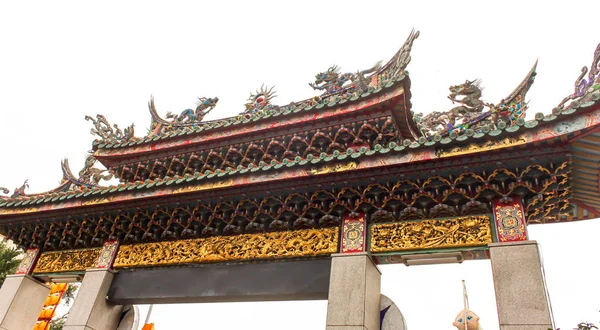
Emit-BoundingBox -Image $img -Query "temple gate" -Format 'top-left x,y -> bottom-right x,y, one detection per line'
1,31 -> 599,330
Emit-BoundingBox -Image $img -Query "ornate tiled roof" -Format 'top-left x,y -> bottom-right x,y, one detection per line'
1,38 -> 599,217
1,39 -> 599,250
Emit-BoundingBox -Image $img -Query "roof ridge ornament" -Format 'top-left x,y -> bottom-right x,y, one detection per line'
9,180 -> 29,197
556,43 -> 600,111
242,84 -> 278,116
147,95 -> 219,136
377,29 -> 420,79
165,97 -> 219,124
85,114 -> 135,143
309,61 -> 382,96
65,155 -> 113,187
1,156 -> 111,200
415,61 -> 538,138
416,79 -> 485,137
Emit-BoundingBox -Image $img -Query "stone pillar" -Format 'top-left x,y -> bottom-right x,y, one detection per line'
326,252 -> 381,330
0,275 -> 50,330
64,269 -> 123,330
489,241 -> 554,330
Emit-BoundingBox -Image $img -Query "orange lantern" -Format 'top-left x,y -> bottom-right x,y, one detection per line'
33,282 -> 69,330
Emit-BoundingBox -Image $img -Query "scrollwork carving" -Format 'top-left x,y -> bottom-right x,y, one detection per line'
370,216 -> 492,252
85,114 -> 135,143
114,227 -> 339,268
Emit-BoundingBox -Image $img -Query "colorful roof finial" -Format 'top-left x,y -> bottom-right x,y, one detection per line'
376,29 -> 419,79
244,84 -> 277,115
11,180 -> 29,198
556,43 -> 600,110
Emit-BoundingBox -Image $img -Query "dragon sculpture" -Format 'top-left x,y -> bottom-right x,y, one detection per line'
85,114 -> 135,142
557,43 -> 600,110
165,97 -> 219,124
448,79 -> 485,116
416,80 -> 485,136
0,187 -> 9,195
243,85 -> 278,115
78,155 -> 113,185
309,61 -> 382,95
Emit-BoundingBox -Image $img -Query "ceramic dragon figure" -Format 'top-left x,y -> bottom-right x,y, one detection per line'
309,61 -> 382,95
448,79 -> 485,117
78,155 -> 113,185
85,114 -> 135,142
416,80 -> 485,136
165,97 -> 219,123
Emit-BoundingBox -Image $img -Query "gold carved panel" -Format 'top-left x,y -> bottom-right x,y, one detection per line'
33,248 -> 101,274
114,227 -> 339,268
370,216 -> 492,253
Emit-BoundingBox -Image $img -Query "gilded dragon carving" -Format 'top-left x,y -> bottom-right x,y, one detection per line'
33,248 -> 100,273
370,216 -> 492,252
114,227 -> 339,268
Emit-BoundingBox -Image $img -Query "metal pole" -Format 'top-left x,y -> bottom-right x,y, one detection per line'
462,280 -> 469,330
144,304 -> 154,325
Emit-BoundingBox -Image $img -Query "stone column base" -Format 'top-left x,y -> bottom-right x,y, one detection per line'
0,275 -> 50,330
326,252 -> 381,330
64,269 -> 123,330
489,241 -> 554,330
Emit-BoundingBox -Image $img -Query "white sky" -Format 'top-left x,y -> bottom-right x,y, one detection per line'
1,0 -> 599,329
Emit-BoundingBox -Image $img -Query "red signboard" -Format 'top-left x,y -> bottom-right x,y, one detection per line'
341,213 -> 366,253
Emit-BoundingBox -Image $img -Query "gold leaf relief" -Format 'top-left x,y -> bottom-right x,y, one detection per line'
436,137 -> 527,158
33,248 -> 101,273
370,216 -> 492,252
114,227 -> 339,268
